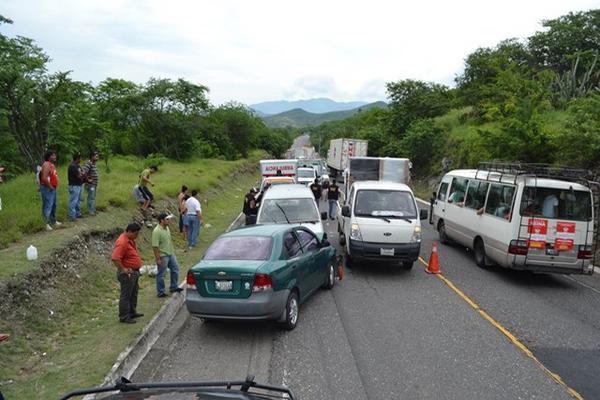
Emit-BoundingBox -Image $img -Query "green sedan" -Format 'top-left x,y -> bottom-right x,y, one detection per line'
186,224 -> 339,330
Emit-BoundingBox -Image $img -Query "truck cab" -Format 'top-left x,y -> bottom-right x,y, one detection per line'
338,181 -> 428,269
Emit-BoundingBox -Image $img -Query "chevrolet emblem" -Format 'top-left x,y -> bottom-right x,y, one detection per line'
217,271 -> 226,276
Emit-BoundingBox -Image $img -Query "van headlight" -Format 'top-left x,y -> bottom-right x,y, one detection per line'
411,226 -> 422,243
350,223 -> 363,241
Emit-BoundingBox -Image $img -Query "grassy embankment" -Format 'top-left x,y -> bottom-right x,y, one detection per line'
0,152 -> 263,399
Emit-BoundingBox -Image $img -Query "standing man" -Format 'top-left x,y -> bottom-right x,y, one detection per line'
39,150 -> 61,231
310,178 -> 322,202
177,185 -> 188,234
327,179 -> 340,220
243,188 -> 258,225
111,223 -> 144,324
185,189 -> 203,249
138,165 -> 158,210
152,213 -> 183,298
82,150 -> 100,216
67,152 -> 84,221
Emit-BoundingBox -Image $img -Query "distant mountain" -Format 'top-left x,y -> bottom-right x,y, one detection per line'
251,98 -> 370,115
262,101 -> 387,128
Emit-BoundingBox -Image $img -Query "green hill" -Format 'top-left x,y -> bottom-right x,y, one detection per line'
262,101 -> 387,128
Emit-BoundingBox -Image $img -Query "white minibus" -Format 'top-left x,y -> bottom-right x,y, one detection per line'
432,164 -> 596,275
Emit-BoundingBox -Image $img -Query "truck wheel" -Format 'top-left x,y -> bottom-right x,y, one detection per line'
402,261 -> 414,270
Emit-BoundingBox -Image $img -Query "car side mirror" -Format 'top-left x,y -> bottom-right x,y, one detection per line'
341,205 -> 351,217
320,239 -> 331,248
420,209 -> 428,220
321,211 -> 328,220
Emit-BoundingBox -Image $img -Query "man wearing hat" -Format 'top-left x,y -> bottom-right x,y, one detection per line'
152,212 -> 182,297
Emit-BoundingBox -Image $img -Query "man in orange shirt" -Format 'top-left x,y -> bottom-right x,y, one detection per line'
112,223 -> 144,323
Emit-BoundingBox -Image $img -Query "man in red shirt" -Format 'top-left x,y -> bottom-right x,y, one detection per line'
39,150 -> 61,230
112,223 -> 144,323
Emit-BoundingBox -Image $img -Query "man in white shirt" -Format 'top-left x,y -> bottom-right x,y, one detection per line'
185,189 -> 203,249
542,194 -> 559,218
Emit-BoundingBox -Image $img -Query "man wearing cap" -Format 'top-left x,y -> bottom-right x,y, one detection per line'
152,213 -> 182,297
82,150 -> 100,215
112,223 -> 144,323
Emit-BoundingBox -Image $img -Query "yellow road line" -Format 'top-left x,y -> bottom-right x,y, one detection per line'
417,256 -> 584,400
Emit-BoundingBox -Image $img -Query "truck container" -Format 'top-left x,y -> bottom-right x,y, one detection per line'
327,138 -> 368,177
344,157 -> 412,194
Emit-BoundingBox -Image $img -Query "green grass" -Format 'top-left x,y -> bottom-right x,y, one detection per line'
0,154 -> 262,399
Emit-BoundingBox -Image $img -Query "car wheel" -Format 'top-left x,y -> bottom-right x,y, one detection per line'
474,239 -> 488,269
282,291 -> 299,331
438,221 -> 450,245
402,261 -> 414,270
323,261 -> 335,289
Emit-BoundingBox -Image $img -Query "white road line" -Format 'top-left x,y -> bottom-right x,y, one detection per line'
564,274 -> 600,296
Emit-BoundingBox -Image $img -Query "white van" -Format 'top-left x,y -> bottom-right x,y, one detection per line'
256,184 -> 326,236
297,167 -> 317,186
432,165 -> 596,275
338,181 -> 428,269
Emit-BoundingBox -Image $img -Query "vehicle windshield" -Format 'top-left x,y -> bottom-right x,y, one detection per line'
520,186 -> 592,221
298,169 -> 315,178
259,198 -> 320,223
204,236 -> 273,260
354,190 -> 417,218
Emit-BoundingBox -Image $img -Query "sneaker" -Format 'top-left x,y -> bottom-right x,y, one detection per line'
119,318 -> 136,324
170,287 -> 183,293
54,221 -> 62,226
157,292 -> 169,298
46,224 -> 53,231
130,312 -> 144,318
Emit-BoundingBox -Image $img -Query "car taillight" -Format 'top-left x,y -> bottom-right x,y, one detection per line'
508,239 -> 528,255
252,274 -> 273,292
577,245 -> 593,259
186,271 -> 197,287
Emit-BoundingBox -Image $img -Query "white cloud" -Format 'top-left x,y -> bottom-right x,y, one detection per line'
2,0 -> 597,104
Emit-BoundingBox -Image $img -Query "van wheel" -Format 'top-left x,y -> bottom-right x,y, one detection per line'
281,291 -> 299,331
438,221 -> 450,245
474,239 -> 488,268
402,261 -> 414,270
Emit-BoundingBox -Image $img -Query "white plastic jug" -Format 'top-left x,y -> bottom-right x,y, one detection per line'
26,245 -> 38,261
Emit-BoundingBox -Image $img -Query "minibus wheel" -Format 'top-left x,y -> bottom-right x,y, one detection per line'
438,221 -> 450,244
474,238 -> 488,268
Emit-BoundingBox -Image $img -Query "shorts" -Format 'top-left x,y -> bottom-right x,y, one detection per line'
139,185 -> 154,201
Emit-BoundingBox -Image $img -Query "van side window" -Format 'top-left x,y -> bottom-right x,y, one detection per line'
486,184 -> 515,220
437,182 -> 449,201
465,181 -> 489,210
448,178 -> 468,204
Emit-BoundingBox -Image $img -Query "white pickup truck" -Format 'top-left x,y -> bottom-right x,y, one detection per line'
338,181 -> 428,269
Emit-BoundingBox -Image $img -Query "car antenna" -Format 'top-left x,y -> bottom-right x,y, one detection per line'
275,203 -> 291,224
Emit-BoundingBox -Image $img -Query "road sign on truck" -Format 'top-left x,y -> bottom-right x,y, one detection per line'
327,138 -> 368,176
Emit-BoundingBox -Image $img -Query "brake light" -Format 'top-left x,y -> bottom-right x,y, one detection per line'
186,270 -> 197,287
508,239 -> 528,255
252,274 -> 273,292
577,245 -> 593,260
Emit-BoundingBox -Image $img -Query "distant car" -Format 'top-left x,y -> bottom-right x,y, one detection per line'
185,224 -> 338,330
297,167 -> 317,185
256,184 -> 326,236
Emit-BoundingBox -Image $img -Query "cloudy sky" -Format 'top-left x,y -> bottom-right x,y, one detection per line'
2,0 -> 598,105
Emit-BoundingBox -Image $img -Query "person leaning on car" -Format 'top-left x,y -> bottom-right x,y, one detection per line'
111,223 -> 144,324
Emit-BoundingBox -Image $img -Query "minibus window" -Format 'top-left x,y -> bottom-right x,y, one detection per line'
465,181 -> 489,210
486,184 -> 515,220
520,187 -> 592,221
448,178 -> 469,204
437,182 -> 449,201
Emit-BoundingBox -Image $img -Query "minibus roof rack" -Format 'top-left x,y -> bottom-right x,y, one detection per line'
476,162 -> 595,186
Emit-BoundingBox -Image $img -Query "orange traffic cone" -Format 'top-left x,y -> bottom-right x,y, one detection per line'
426,241 -> 440,274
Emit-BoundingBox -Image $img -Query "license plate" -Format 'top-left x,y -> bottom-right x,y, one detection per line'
380,248 -> 395,256
215,280 -> 233,291
546,248 -> 559,256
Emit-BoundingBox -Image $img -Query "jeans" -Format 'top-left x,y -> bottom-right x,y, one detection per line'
40,185 -> 57,224
86,184 -> 97,214
328,199 -> 338,219
157,254 -> 180,295
186,215 -> 201,247
68,185 -> 83,219
117,270 -> 139,321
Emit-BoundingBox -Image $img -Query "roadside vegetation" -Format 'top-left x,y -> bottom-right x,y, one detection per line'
308,9 -> 600,180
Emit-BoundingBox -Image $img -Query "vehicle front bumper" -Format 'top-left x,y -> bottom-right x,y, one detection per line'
349,239 -> 421,262
185,288 -> 289,320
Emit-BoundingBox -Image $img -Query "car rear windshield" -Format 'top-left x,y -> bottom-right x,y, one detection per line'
354,190 -> 417,218
298,169 -> 315,178
520,187 -> 592,221
259,198 -> 320,223
204,236 -> 273,260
